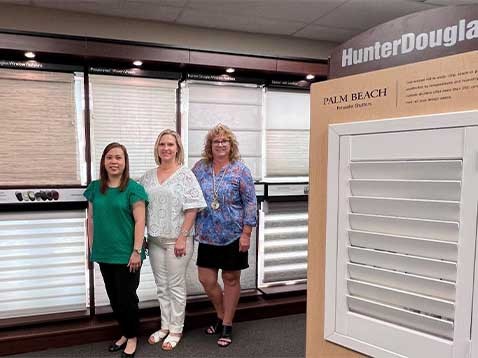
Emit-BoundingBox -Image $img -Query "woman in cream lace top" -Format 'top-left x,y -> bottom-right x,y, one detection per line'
139,129 -> 205,351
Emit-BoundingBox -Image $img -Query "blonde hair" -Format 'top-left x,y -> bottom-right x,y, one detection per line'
154,129 -> 185,165
201,123 -> 240,164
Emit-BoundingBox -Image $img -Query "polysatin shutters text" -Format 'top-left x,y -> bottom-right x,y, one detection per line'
0,69 -> 81,186
265,89 -> 310,178
325,113 -> 478,358
88,75 -> 178,307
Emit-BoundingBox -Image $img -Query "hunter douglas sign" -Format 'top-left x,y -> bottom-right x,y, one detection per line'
329,5 -> 478,78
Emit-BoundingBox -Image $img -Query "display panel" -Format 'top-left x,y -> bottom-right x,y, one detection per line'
0,210 -> 88,319
0,69 -> 81,186
265,90 -> 310,178
183,81 -> 263,179
89,75 -> 178,180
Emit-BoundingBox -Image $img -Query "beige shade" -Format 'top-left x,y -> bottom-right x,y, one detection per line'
0,69 -> 80,186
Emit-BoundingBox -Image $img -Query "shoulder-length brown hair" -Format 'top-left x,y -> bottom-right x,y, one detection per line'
99,142 -> 130,194
201,123 -> 240,164
153,129 -> 185,165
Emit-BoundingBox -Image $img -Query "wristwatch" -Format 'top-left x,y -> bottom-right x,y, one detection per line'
133,248 -> 142,255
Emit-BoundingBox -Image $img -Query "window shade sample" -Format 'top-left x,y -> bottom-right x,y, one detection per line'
0,210 -> 87,319
0,69 -> 80,186
184,81 -> 263,179
265,90 -> 310,177
89,75 -> 178,180
260,201 -> 308,286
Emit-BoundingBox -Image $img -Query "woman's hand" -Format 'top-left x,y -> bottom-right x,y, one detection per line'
127,251 -> 142,272
175,236 -> 187,257
239,233 -> 250,252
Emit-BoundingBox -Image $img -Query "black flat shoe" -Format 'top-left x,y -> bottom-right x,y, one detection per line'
121,350 -> 135,358
108,341 -> 126,352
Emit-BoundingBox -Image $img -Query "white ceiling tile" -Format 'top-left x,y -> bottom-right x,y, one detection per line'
177,8 -> 307,35
115,3 -> 182,22
314,0 -> 438,30
294,24 -> 360,42
186,0 -> 349,23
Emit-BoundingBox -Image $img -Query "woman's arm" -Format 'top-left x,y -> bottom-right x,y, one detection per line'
238,166 -> 257,252
128,201 -> 146,272
175,208 -> 197,257
87,202 -> 94,254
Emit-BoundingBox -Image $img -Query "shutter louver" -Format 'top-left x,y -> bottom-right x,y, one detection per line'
346,159 -> 460,340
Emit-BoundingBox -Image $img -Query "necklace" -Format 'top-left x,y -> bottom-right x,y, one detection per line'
211,164 -> 229,210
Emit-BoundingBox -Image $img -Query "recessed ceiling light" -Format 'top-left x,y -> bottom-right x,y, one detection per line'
226,68 -> 235,73
133,60 -> 143,66
306,74 -> 315,80
24,51 -> 36,59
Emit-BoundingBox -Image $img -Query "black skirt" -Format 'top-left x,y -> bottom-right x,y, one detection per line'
196,238 -> 249,271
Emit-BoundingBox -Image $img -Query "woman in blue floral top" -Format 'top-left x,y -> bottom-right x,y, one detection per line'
192,123 -> 257,348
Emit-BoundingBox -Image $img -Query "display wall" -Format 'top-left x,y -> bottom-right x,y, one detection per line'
307,50 -> 478,358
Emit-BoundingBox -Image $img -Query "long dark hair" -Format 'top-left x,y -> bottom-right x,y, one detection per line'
99,142 -> 130,194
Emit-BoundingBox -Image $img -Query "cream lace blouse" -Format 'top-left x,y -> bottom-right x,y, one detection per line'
139,166 -> 206,241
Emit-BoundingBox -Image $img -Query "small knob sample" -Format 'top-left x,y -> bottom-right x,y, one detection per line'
52,190 -> 59,200
15,192 -> 23,201
27,191 -> 35,201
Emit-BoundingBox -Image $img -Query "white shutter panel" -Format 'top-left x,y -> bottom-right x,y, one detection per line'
325,113 -> 478,358
182,81 -> 263,179
0,211 -> 87,319
259,201 -> 308,286
89,75 -> 177,306
89,75 -> 177,180
265,90 -> 310,178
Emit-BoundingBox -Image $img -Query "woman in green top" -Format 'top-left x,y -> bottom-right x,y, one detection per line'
84,142 -> 148,358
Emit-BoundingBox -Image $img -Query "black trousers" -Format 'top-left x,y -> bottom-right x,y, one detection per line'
99,262 -> 141,338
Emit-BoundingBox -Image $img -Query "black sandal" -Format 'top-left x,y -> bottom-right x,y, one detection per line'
204,318 -> 223,335
217,325 -> 232,347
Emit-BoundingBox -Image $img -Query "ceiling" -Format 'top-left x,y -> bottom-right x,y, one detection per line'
0,0 -> 476,44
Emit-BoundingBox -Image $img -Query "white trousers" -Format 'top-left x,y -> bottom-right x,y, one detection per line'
148,238 -> 193,334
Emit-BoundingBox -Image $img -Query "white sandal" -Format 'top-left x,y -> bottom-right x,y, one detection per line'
148,329 -> 169,345
161,333 -> 182,351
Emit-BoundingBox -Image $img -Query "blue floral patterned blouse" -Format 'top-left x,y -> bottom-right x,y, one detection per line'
192,160 -> 257,246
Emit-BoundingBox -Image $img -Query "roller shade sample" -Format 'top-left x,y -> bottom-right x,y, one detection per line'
0,69 -> 80,186
184,81 -> 263,179
89,75 -> 177,180
265,90 -> 309,178
0,211 -> 87,319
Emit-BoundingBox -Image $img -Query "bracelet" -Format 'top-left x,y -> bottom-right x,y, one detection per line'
179,229 -> 189,237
